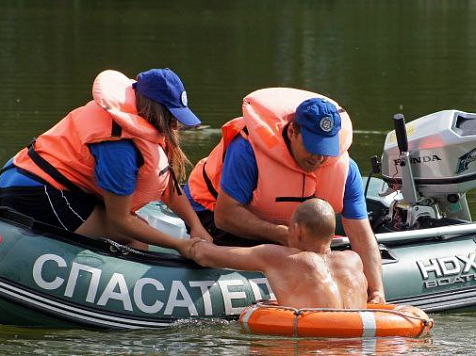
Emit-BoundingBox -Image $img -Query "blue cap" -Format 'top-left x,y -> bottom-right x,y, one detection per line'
295,98 -> 341,157
133,68 -> 201,127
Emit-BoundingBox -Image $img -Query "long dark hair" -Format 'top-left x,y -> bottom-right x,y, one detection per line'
135,93 -> 190,184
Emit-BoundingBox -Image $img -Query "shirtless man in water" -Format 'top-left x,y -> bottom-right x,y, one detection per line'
190,198 -> 368,309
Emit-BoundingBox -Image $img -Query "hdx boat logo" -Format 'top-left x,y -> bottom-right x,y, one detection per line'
416,252 -> 476,288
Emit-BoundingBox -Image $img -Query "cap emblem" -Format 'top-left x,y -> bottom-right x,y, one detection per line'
181,91 -> 188,107
319,116 -> 334,132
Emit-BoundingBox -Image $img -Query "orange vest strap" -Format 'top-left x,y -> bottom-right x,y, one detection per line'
27,141 -> 86,196
166,167 -> 183,196
275,194 -> 316,203
239,126 -> 249,140
0,163 -> 14,175
202,161 -> 218,199
203,124 -> 248,200
111,121 -> 122,137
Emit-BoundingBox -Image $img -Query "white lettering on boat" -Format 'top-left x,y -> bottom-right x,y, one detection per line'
33,253 -> 66,289
249,278 -> 275,300
416,252 -> 476,288
424,274 -> 476,288
31,254 -> 274,316
164,281 -> 198,316
134,278 -> 165,314
188,280 -> 215,315
97,273 -> 133,311
65,262 -> 101,303
218,280 -> 246,315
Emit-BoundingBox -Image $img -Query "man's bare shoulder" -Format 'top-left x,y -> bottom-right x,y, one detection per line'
256,244 -> 301,259
244,244 -> 303,274
329,249 -> 364,269
295,251 -> 329,271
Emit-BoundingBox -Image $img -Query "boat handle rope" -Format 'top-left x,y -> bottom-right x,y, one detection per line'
104,238 -> 149,257
254,301 -> 433,326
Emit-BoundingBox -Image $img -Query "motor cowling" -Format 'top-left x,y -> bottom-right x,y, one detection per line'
381,110 -> 476,196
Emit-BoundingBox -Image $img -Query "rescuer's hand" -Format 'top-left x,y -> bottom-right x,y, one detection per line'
368,291 -> 386,304
189,224 -> 213,242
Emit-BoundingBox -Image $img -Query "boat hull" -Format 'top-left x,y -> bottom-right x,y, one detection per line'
1,200 -> 476,329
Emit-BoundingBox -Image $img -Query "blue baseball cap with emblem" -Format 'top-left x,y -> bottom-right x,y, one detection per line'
295,98 -> 342,157
132,68 -> 201,127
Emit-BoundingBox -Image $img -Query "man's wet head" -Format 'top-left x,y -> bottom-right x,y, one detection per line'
289,198 -> 336,249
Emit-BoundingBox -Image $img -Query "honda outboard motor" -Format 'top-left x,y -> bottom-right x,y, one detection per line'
379,110 -> 476,229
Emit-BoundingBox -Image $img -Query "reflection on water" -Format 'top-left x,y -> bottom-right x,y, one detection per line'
0,315 -> 470,355
180,128 -> 222,165
246,337 -> 434,355
2,0 -> 476,170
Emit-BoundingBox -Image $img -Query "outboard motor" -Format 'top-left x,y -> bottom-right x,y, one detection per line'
378,110 -> 476,230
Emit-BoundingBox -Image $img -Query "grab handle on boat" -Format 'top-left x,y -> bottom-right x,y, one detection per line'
393,113 -> 408,152
393,113 -> 419,204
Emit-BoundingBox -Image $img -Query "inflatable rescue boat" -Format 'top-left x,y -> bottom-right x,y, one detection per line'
0,109 -> 475,329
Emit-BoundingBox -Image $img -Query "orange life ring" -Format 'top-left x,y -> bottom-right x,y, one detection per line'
239,302 -> 433,338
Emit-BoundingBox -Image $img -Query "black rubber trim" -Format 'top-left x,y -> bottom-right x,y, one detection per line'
0,277 -> 182,329
388,285 -> 476,312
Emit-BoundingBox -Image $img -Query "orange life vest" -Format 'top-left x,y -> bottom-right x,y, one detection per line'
14,70 -> 170,211
188,88 -> 352,225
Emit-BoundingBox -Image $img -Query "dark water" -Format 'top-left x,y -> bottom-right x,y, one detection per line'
1,0 -> 476,354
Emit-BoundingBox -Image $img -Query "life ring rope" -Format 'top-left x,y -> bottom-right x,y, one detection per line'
254,301 -> 432,325
241,301 -> 434,338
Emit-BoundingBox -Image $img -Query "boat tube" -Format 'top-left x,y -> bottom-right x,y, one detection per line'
239,302 -> 434,338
